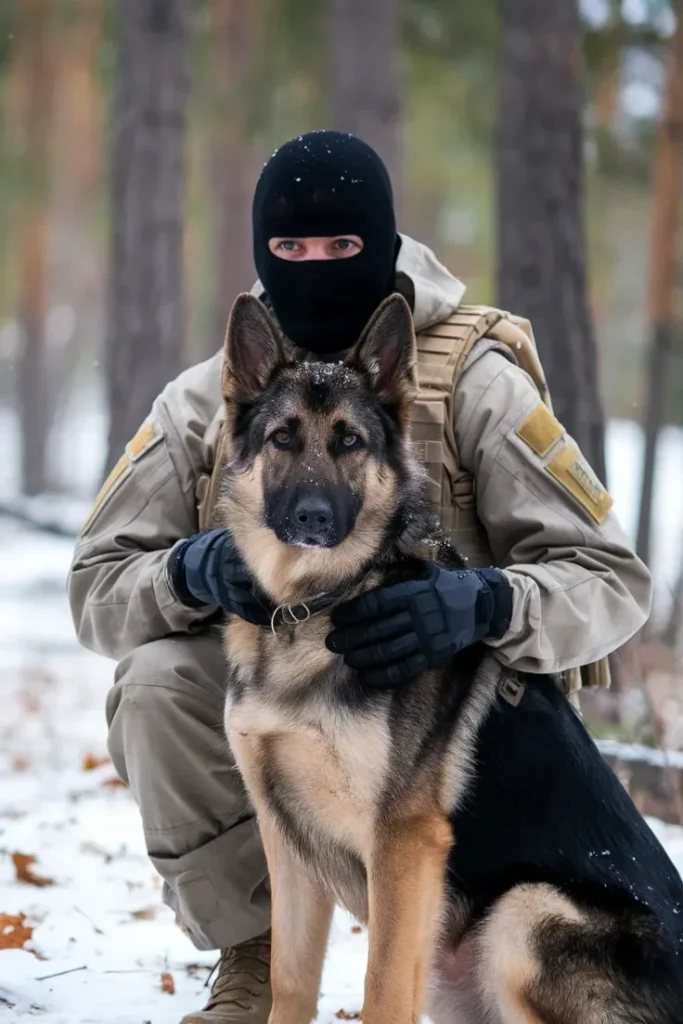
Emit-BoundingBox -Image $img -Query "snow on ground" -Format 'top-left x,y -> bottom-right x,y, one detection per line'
0,518 -> 367,1023
2,513 -> 683,1024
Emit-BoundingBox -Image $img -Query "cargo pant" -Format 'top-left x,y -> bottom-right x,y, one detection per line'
106,629 -> 270,951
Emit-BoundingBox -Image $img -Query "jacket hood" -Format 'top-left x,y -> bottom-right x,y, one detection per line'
250,233 -> 466,336
394,234 -> 466,332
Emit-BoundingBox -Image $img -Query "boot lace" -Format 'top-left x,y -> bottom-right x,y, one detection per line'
204,935 -> 271,1012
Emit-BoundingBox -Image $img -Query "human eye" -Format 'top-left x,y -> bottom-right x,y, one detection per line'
334,238 -> 356,252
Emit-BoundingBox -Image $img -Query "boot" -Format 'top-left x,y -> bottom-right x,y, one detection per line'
180,931 -> 272,1023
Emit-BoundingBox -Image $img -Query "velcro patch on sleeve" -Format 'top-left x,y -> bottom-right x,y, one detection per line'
78,452 -> 132,536
79,421 -> 163,536
126,421 -> 162,461
546,445 -> 613,524
516,404 -> 564,457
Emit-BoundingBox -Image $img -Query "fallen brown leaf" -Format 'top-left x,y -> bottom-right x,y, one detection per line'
82,753 -> 110,772
102,776 -> 127,790
12,853 -> 54,888
160,972 -> 175,995
350,925 -> 362,934
335,1011 -> 361,1020
12,756 -> 29,772
131,906 -> 157,921
0,914 -> 33,950
20,693 -> 41,715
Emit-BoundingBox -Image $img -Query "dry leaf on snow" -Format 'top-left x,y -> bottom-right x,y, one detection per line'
82,752 -> 110,771
335,1011 -> 362,1020
102,776 -> 127,790
20,693 -> 41,715
12,852 -> 54,888
350,924 -> 362,934
160,972 -> 175,995
131,906 -> 157,921
0,914 -> 33,950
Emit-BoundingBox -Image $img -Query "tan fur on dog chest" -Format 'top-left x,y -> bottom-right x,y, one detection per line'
225,690 -> 392,865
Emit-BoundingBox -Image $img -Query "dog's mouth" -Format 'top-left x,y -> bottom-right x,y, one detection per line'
291,538 -> 335,550
276,525 -> 341,550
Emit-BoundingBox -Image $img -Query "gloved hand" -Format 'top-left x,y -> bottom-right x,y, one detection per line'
168,528 -> 273,626
325,563 -> 512,687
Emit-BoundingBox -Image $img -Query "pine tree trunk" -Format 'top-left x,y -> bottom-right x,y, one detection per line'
208,0 -> 256,356
636,7 -> 683,567
105,0 -> 190,474
329,0 -> 401,200
15,0 -> 55,496
497,0 -> 606,483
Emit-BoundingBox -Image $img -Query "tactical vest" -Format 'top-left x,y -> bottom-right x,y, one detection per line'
196,304 -> 609,695
412,305 -> 550,568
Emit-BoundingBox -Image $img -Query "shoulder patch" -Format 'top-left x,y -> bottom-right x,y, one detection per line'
126,421 -> 162,461
78,421 -> 163,536
516,405 -> 564,457
78,452 -> 131,536
546,445 -> 613,524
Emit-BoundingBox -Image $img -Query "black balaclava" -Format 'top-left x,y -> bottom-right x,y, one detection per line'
252,130 -> 397,354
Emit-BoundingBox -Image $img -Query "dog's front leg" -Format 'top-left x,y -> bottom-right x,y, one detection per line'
259,815 -> 335,1024
363,815 -> 452,1024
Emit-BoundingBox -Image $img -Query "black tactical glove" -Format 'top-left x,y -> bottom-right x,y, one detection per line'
168,528 -> 273,626
325,563 -> 512,688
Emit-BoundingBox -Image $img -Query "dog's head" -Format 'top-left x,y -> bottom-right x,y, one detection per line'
216,293 -> 429,603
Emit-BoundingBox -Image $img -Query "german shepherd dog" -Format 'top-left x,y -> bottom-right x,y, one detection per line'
215,292 -> 683,1024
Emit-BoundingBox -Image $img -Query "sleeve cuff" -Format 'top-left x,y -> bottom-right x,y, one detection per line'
157,542 -> 218,628
477,567 -> 513,640
166,537 -> 206,608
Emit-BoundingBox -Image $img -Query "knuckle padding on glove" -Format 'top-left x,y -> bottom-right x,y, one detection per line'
332,578 -> 429,625
330,611 -> 413,651
344,632 -> 421,669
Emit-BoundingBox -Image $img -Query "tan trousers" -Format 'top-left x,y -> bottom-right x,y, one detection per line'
106,629 -> 270,951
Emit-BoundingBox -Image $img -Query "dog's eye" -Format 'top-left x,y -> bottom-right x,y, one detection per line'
342,433 -> 361,449
272,429 -> 292,449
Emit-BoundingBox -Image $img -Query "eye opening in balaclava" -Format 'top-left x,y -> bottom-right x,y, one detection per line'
252,130 -> 398,354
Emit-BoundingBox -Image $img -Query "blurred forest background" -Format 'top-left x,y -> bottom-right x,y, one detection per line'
4,0 -> 683,733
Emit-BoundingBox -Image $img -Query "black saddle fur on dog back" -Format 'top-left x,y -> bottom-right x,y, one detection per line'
448,677 -> 683,954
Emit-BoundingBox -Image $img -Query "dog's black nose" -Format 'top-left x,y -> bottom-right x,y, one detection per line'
293,495 -> 333,536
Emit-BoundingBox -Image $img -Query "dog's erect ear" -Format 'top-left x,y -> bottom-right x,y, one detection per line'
345,294 -> 417,406
222,294 -> 288,404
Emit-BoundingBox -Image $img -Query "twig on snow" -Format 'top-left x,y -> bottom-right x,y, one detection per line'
36,965 -> 87,982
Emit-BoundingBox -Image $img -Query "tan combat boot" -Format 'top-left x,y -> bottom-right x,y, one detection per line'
180,931 -> 272,1024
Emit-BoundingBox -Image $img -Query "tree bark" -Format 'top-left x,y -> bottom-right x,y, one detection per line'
14,0 -> 55,496
105,0 -> 190,474
329,0 -> 401,201
497,0 -> 606,483
208,0 -> 257,356
635,6 -> 683,567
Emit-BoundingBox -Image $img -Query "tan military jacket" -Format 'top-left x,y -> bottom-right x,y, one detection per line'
68,234 -> 652,674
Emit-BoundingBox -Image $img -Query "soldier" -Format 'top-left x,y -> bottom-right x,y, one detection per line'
68,131 -> 651,1024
